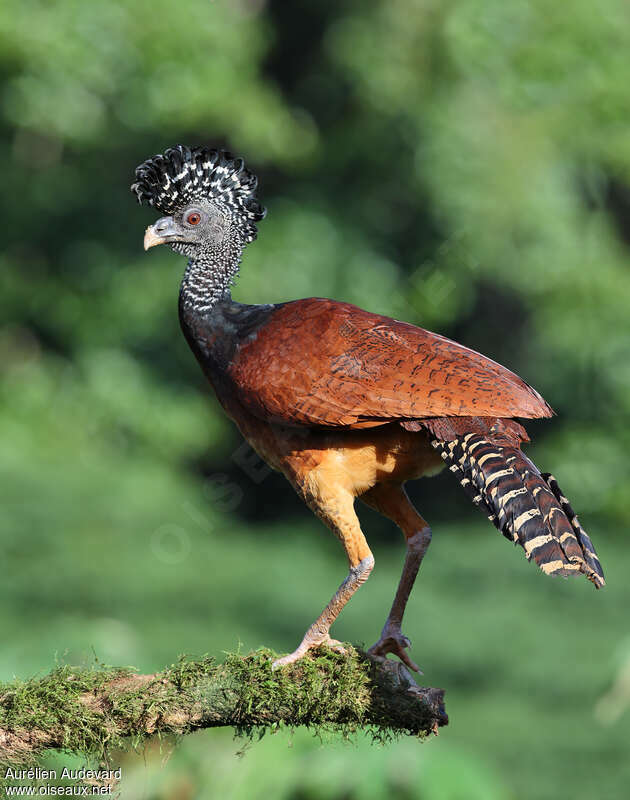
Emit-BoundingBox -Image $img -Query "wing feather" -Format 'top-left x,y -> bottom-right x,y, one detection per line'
227,298 -> 552,428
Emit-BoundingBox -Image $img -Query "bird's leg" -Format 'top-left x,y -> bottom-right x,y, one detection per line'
368,527 -> 431,672
273,483 -> 374,669
362,483 -> 431,672
272,555 -> 374,668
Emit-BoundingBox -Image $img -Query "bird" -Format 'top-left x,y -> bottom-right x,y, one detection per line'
132,144 -> 605,672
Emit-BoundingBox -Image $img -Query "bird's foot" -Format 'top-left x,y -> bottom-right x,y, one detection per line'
272,632 -> 346,670
367,624 -> 422,674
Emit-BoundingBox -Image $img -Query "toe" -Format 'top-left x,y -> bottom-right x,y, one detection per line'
272,649 -> 305,670
367,643 -> 386,660
396,647 -> 422,674
272,635 -> 347,669
323,637 -> 347,654
367,632 -> 422,674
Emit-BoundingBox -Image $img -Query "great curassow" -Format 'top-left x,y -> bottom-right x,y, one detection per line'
132,145 -> 604,671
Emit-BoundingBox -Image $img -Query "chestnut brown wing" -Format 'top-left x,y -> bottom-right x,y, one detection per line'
227,298 -> 552,428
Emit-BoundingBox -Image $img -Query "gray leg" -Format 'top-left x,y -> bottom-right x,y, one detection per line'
273,483 -> 375,669
362,483 -> 432,672
368,527 -> 432,672
272,556 -> 374,668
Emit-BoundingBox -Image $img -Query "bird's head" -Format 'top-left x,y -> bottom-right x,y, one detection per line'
131,145 -> 266,260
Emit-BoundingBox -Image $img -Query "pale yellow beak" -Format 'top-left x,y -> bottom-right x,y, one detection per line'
144,225 -> 163,250
143,216 -> 182,250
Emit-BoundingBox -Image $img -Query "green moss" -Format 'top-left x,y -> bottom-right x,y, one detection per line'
163,654 -> 217,690
0,646 -> 425,787
0,664 -> 135,762
223,647 -> 374,739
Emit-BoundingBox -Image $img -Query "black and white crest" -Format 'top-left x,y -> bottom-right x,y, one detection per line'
131,145 -> 266,243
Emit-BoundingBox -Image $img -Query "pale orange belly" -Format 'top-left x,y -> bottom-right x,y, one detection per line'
239,417 -> 444,498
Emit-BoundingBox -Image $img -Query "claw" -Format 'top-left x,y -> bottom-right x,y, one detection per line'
368,627 -> 423,674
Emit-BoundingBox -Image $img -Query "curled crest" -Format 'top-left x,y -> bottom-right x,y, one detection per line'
131,144 -> 266,242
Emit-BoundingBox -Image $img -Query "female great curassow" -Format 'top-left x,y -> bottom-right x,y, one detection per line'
132,145 -> 604,671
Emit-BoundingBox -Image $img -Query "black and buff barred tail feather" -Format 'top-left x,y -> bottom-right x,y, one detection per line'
541,473 -> 604,586
431,434 -> 605,588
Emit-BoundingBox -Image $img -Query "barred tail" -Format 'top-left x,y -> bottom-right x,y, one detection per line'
431,433 -> 605,588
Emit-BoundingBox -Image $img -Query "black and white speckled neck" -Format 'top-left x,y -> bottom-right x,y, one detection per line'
178,234 -> 245,316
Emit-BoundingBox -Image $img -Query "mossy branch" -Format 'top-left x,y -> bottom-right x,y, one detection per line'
0,646 -> 447,771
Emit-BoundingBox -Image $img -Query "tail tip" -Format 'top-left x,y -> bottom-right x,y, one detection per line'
587,569 -> 606,590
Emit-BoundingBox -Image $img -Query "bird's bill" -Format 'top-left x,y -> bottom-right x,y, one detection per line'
143,217 -> 183,250
143,226 -> 165,250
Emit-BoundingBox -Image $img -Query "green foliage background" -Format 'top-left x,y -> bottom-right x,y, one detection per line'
1,1 -> 629,797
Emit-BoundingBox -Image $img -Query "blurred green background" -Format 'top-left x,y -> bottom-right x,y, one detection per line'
1,0 -> 630,797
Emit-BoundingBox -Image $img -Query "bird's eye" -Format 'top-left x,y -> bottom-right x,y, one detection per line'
186,212 -> 201,225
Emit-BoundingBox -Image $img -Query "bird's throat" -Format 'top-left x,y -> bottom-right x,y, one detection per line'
179,243 -> 243,316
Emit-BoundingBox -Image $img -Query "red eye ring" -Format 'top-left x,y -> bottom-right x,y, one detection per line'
186,212 -> 201,225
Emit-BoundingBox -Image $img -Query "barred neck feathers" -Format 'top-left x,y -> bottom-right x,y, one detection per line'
179,237 -> 244,315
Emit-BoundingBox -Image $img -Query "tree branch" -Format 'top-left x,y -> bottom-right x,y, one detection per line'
0,647 -> 447,771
